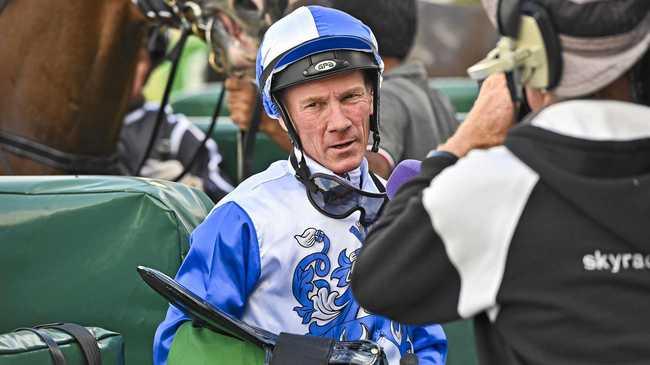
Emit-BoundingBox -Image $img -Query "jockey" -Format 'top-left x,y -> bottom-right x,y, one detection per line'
153,6 -> 447,365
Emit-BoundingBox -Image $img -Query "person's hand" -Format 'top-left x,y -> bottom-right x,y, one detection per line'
225,75 -> 258,131
438,73 -> 515,158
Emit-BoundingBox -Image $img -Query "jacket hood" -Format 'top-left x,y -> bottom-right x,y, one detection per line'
506,100 -> 650,246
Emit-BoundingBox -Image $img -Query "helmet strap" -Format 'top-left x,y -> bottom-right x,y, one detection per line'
371,129 -> 380,152
272,93 -> 318,191
369,73 -> 381,152
272,93 -> 303,150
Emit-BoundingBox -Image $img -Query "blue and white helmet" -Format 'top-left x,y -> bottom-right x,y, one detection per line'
256,6 -> 384,151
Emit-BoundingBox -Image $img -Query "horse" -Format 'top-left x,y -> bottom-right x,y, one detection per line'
0,0 -> 285,176
0,0 -> 148,175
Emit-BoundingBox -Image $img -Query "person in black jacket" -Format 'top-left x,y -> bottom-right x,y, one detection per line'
351,1 -> 650,364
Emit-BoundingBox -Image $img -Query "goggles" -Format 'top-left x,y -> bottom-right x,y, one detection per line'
292,155 -> 387,226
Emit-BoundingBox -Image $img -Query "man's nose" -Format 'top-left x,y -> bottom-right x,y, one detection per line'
327,101 -> 352,133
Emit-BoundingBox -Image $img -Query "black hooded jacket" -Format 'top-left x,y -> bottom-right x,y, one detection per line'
351,100 -> 650,365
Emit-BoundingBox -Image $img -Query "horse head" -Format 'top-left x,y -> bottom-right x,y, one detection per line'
136,0 -> 287,75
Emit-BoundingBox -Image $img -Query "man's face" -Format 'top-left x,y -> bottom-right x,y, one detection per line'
283,70 -> 373,175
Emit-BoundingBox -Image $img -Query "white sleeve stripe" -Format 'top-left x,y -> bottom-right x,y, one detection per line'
421,146 -> 539,319
170,115 -> 234,193
169,115 -> 189,156
124,108 -> 146,125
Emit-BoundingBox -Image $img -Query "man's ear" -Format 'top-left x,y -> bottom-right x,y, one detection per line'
525,87 -> 555,112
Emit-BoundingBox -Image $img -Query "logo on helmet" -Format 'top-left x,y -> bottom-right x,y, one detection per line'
314,60 -> 338,73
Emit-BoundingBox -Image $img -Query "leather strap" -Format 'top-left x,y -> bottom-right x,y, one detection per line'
0,130 -> 121,174
240,95 -> 263,182
37,324 -> 102,365
14,327 -> 67,365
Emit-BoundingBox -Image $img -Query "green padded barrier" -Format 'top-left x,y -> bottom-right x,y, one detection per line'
442,320 -> 478,365
190,117 -> 289,182
171,83 -> 229,117
168,322 -> 265,365
429,78 -> 479,114
0,176 -> 215,365
0,327 -> 124,365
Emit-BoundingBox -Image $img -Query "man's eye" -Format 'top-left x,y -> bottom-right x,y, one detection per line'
304,102 -> 318,109
343,93 -> 363,102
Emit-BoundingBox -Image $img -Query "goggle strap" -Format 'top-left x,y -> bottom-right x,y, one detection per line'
290,151 -> 319,193
272,94 -> 304,151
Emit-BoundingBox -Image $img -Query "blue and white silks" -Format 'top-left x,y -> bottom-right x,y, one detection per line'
153,156 -> 447,364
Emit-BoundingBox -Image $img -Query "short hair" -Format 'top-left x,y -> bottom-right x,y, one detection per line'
286,0 -> 417,60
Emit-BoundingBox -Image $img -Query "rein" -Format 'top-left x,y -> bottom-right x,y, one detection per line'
0,130 -> 122,174
134,26 -> 191,176
132,0 -> 225,180
131,23 -> 224,182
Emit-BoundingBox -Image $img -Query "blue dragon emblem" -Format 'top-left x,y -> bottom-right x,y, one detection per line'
291,225 -> 415,353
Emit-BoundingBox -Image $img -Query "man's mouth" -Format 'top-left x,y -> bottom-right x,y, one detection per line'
331,139 -> 356,150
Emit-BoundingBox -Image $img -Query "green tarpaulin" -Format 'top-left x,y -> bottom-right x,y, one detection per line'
0,176 -> 214,364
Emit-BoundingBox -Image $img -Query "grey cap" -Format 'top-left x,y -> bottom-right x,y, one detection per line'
481,0 -> 650,98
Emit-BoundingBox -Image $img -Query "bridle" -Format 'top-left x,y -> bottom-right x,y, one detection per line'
0,130 -> 122,174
